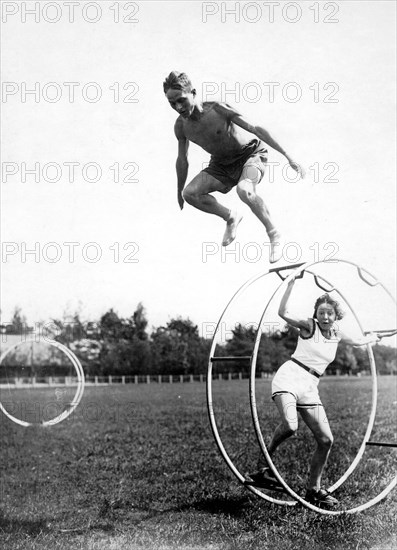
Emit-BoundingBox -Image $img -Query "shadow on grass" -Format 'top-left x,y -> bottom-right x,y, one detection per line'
0,507 -> 117,537
0,511 -> 51,536
183,494 -> 252,517
98,493 -> 255,527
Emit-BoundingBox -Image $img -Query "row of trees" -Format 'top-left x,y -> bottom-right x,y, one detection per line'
2,305 -> 396,376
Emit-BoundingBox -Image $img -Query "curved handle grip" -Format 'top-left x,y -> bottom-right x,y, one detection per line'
313,275 -> 335,293
269,263 -> 306,281
364,329 -> 397,338
357,267 -> 380,287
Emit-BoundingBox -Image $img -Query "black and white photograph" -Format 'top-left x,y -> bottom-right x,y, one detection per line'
1,1 -> 396,549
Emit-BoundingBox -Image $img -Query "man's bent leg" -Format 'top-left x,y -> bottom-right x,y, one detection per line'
236,164 -> 282,263
183,171 -> 242,246
222,211 -> 243,247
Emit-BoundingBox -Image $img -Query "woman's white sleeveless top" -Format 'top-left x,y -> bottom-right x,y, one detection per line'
291,320 -> 341,375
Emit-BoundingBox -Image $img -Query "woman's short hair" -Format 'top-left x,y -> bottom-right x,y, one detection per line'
163,71 -> 193,94
313,293 -> 345,320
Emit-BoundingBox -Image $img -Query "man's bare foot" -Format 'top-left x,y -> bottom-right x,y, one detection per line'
268,229 -> 282,263
222,211 -> 243,247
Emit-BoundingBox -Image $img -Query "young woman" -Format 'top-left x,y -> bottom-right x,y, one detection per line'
246,276 -> 382,507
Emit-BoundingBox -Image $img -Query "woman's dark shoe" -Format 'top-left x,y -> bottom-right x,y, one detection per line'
244,467 -> 285,491
305,487 -> 338,508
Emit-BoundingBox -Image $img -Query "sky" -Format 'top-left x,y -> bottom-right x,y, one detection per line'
1,0 -> 396,339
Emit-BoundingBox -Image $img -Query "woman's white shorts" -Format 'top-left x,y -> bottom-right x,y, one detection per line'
271,360 -> 322,408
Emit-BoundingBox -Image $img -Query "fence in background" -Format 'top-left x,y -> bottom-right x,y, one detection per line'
0,370 -> 380,388
1,372 -> 272,388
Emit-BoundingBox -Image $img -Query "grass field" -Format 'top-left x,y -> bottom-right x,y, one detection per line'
0,376 -> 396,550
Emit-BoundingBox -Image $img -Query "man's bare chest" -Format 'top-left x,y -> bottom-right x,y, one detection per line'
183,111 -> 231,144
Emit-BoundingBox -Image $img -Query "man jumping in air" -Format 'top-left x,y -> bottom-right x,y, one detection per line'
163,71 -> 305,263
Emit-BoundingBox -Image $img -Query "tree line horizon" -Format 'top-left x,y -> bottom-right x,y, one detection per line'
2,304 -> 396,377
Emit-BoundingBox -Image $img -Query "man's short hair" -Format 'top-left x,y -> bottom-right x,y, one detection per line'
163,71 -> 193,94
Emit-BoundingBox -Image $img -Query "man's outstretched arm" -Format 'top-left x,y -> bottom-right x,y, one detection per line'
174,120 -> 189,210
232,113 -> 305,178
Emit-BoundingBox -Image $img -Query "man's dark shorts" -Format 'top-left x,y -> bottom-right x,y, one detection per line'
202,139 -> 268,194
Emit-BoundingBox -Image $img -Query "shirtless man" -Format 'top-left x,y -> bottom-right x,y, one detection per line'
163,71 -> 305,263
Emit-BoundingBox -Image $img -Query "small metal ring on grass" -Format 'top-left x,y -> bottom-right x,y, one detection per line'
0,339 -> 85,427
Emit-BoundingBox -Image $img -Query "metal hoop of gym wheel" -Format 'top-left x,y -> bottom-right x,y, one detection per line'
207,259 -> 396,514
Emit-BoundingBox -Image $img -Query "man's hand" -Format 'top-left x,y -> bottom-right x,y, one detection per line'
289,160 -> 305,179
178,191 -> 184,210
